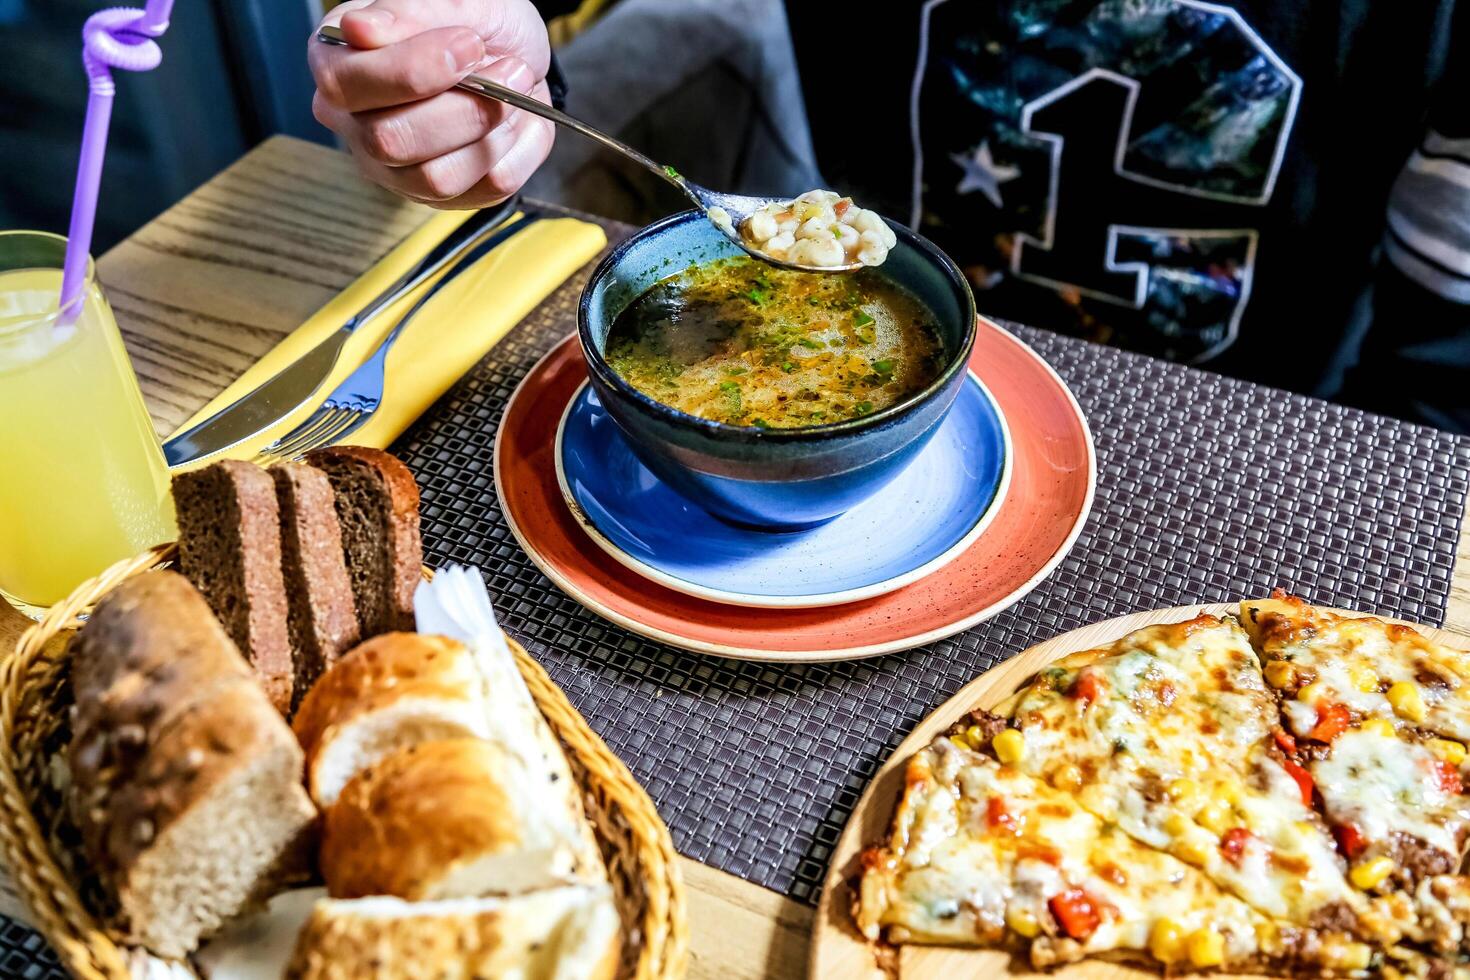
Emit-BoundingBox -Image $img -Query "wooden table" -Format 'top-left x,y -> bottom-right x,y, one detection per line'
2,135 -> 1469,978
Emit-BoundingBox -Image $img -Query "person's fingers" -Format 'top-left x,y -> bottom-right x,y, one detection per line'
310,24 -> 485,112
353,122 -> 516,202
318,58 -> 537,166
336,0 -> 550,76
481,87 -> 555,199
350,85 -> 553,206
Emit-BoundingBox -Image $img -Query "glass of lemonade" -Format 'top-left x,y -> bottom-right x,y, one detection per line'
0,231 -> 175,618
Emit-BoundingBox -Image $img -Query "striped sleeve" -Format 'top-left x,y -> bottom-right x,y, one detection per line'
1383,132 -> 1470,303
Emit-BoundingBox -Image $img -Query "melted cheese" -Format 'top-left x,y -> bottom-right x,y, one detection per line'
1006,616 -> 1359,924
1248,602 -> 1470,742
1313,728 -> 1470,860
859,741 -> 1267,967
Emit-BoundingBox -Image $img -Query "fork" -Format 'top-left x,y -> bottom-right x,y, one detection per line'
255,211 -> 539,463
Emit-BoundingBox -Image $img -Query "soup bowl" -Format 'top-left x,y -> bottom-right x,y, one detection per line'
578,210 -> 977,531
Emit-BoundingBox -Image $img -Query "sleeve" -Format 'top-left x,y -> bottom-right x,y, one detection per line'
1339,7 -> 1470,433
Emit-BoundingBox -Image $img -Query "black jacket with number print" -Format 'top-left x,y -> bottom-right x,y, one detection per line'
787,0 -> 1470,431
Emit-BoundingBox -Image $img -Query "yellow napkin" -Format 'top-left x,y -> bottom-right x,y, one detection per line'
169,208 -> 607,461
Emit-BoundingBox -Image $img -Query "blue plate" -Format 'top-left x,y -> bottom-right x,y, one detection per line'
555,374 -> 1012,608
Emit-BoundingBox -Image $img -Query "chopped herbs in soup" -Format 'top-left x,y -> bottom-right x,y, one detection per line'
604,257 -> 946,429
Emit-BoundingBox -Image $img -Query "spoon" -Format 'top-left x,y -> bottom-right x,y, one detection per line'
316,25 -> 864,274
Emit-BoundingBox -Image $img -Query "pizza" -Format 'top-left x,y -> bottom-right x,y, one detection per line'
993,615 -> 1358,928
1241,595 -> 1470,744
1243,595 -> 1470,955
856,735 -> 1370,974
856,598 -> 1470,978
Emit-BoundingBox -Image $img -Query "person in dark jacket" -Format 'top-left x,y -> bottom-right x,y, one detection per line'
785,1 -> 1470,430
308,0 -> 1470,431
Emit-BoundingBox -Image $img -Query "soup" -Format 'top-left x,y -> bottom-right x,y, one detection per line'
604,257 -> 946,429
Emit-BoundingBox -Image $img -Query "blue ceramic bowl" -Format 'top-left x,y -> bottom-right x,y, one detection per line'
577,210 -> 978,531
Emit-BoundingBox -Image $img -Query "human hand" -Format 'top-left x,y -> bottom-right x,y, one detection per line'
308,0 -> 555,208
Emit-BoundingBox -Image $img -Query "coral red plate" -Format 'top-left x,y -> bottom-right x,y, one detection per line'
493,319 -> 1094,662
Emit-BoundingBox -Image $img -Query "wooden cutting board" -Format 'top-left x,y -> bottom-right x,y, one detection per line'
809,601 -> 1470,980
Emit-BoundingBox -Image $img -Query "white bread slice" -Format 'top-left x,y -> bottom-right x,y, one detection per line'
320,738 -> 580,900
284,886 -> 620,980
295,603 -> 606,886
291,633 -> 490,808
415,568 -> 606,879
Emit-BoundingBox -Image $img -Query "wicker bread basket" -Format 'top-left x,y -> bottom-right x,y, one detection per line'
0,544 -> 688,979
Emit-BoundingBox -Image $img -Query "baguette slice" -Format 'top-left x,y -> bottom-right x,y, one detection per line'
270,462 -> 360,711
69,571 -> 252,867
415,567 -> 607,881
173,460 -> 294,713
68,572 -> 317,959
305,446 -> 421,638
321,738 -> 581,900
284,887 -> 620,980
104,682 -> 318,957
68,571 -> 251,770
291,632 -> 490,808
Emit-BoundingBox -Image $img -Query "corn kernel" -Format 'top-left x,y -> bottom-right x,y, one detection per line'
992,729 -> 1026,765
1332,942 -> 1373,972
948,735 -> 970,751
1254,918 -> 1281,952
1164,812 -> 1192,837
1196,800 -> 1233,834
1171,835 -> 1212,867
1298,682 -> 1325,704
1351,666 -> 1379,693
1051,764 -> 1084,792
1149,919 -> 1184,963
1350,856 -> 1396,891
1167,778 -> 1201,807
1387,682 -> 1426,723
1186,927 -> 1225,968
1359,718 -> 1395,738
1212,781 -> 1241,805
1428,739 -> 1467,766
964,725 -> 988,750
1007,906 -> 1041,938
1263,660 -> 1296,689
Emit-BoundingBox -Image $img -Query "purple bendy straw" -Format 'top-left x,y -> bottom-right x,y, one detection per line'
57,0 -> 174,326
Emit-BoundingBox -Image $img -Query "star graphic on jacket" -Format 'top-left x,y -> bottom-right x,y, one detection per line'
951,141 -> 1020,208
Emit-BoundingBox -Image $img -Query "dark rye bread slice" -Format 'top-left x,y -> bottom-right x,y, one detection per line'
67,571 -> 317,958
173,460 -> 294,714
270,463 -> 360,710
306,447 -> 421,637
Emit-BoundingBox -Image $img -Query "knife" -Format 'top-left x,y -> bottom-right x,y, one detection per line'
161,198 -> 519,466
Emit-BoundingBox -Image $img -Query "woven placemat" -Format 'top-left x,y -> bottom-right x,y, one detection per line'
0,916 -> 63,980
390,223 -> 1470,905
5,217 -> 1467,980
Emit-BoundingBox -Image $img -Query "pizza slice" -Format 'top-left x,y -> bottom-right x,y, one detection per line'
1242,595 -> 1470,954
1241,593 -> 1470,743
856,734 -> 1376,974
991,613 -> 1363,931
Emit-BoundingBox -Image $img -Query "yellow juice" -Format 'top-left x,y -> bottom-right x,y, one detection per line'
0,266 -> 175,612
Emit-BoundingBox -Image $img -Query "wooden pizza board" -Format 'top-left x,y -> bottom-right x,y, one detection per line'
809,602 -> 1470,980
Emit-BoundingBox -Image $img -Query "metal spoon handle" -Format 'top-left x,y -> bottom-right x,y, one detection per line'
316,26 -> 687,199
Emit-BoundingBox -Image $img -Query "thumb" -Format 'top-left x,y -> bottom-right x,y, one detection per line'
334,2 -> 419,49
336,0 -> 548,76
